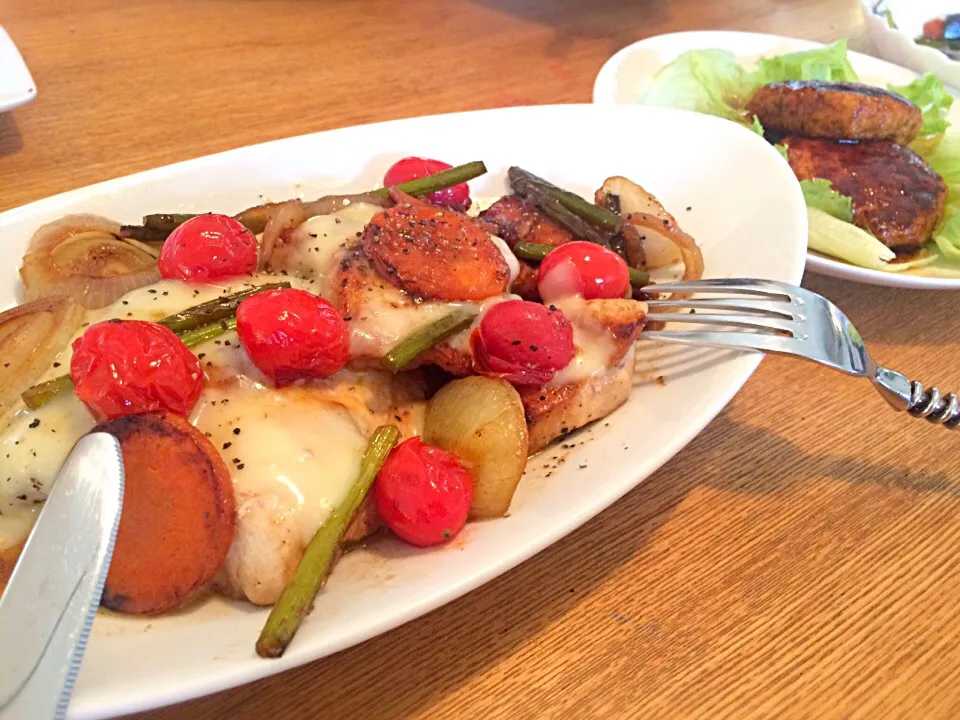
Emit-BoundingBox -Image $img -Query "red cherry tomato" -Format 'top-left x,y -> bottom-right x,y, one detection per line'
237,288 -> 349,386
537,241 -> 630,302
383,157 -> 472,211
470,300 -> 575,386
375,437 -> 473,547
924,18 -> 946,40
158,214 -> 258,282
70,320 -> 203,421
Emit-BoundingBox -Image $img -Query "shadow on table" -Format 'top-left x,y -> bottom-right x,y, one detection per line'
0,113 -> 23,157
140,403 -> 960,720
688,412 -> 960,499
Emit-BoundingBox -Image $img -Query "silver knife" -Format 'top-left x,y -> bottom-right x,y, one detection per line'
0,432 -> 125,720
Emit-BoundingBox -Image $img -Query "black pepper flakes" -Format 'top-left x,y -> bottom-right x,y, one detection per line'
28,419 -> 40,429
222,441 -> 232,450
233,427 -> 241,435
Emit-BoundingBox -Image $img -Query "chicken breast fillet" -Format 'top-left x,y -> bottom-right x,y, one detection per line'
747,81 -> 923,145
785,137 -> 947,250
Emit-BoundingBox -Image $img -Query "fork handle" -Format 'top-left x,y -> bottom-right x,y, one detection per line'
873,366 -> 960,428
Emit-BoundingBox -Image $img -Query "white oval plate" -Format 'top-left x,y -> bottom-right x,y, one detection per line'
0,105 -> 806,719
863,0 -> 960,91
593,30 -> 960,290
0,26 -> 35,112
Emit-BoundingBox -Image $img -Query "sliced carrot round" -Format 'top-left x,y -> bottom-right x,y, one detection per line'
95,411 -> 236,614
362,204 -> 510,301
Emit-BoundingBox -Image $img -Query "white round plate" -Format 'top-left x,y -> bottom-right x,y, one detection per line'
593,30 -> 960,290
863,0 -> 960,91
0,104 -> 806,718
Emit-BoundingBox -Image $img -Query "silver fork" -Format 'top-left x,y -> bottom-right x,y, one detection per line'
642,278 -> 960,428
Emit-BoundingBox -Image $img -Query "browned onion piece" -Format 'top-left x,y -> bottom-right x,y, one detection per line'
259,200 -> 308,271
236,192 -> 389,237
596,177 -> 684,270
301,192 -> 390,216
20,214 -> 161,309
0,296 -> 84,420
624,212 -> 704,299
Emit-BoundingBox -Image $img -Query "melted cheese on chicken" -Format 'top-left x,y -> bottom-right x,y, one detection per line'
0,272 -> 422,557
0,202 -> 618,559
283,203 -> 522,358
549,296 -> 618,386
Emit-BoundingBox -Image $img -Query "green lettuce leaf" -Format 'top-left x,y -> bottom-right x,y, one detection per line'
751,40 -> 859,85
918,133 -> 960,260
637,49 -> 757,125
919,132 -> 960,188
799,179 -> 853,222
933,219 -> 960,261
888,73 -> 954,136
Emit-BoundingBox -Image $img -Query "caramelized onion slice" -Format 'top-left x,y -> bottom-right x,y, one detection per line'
624,212 -> 705,299
20,214 -> 161,309
0,296 -> 85,419
596,176 -> 683,270
259,200 -> 309,271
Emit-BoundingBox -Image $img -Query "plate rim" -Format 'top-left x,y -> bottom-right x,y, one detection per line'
591,29 -> 960,291
0,103 -> 808,718
0,25 -> 36,112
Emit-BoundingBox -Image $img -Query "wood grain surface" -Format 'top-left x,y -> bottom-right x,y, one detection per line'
4,0 -> 960,718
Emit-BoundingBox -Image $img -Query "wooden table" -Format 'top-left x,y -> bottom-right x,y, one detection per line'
4,0 -> 960,717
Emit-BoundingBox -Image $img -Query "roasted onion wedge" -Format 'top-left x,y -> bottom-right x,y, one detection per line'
20,214 -> 161,309
0,296 -> 85,420
596,176 -> 683,270
260,200 -> 308,271
624,212 -> 704,302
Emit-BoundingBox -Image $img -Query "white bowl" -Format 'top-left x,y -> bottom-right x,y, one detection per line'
593,30 -> 960,290
863,0 -> 960,91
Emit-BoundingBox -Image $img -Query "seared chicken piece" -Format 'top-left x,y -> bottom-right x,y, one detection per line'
480,195 -> 575,300
480,195 -> 574,247
521,349 -> 635,453
785,137 -> 947,250
520,298 -> 647,452
748,81 -> 923,145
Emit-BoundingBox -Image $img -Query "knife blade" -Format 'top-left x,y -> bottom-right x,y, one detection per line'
0,432 -> 124,720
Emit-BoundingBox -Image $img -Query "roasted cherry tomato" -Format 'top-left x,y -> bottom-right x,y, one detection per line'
924,17 -> 946,40
158,214 -> 258,281
383,157 -> 472,211
470,300 -> 575,386
70,320 -> 203,420
375,437 -> 473,547
537,241 -> 630,302
237,288 -> 349,386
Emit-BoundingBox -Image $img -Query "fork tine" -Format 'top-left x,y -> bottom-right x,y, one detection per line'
644,313 -> 797,333
642,278 -> 794,298
645,298 -> 797,318
642,330 -> 799,355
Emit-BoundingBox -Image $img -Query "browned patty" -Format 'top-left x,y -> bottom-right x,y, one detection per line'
785,137 -> 947,250
748,81 -> 923,145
